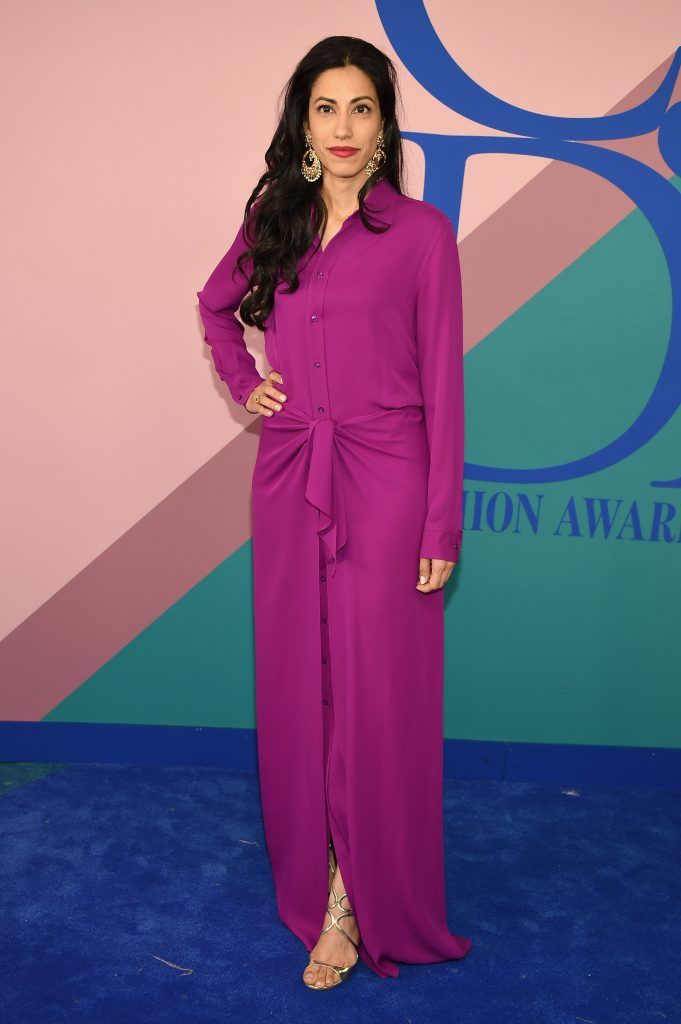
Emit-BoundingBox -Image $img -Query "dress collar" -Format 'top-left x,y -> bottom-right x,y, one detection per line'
308,176 -> 398,230
359,176 -> 398,227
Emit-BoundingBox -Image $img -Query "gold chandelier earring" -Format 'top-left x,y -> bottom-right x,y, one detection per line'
365,128 -> 386,177
301,131 -> 322,182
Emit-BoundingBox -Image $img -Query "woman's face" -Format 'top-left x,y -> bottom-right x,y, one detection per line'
303,65 -> 383,186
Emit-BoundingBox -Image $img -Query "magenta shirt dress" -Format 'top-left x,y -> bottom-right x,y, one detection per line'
196,176 -> 471,979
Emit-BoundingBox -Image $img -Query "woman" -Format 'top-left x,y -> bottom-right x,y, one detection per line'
196,35 -> 471,988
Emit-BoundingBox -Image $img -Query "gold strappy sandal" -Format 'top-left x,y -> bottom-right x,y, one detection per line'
304,845 -> 360,989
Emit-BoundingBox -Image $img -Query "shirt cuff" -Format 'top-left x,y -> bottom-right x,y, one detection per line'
419,525 -> 463,563
230,375 -> 266,407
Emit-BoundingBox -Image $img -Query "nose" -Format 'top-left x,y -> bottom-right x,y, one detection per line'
334,118 -> 352,140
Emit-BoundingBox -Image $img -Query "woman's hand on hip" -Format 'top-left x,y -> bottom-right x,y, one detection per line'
416,557 -> 456,591
246,370 -> 287,416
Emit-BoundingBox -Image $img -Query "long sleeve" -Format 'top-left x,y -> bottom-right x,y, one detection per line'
415,218 -> 465,563
196,214 -> 266,406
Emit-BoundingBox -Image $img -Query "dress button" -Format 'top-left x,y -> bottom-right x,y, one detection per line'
238,394 -> 242,400
317,271 -> 324,278
322,658 -> 327,664
311,314 -> 318,322
321,617 -> 327,624
318,405 -> 324,413
314,361 -> 320,367
322,699 -> 329,705
320,575 -> 326,582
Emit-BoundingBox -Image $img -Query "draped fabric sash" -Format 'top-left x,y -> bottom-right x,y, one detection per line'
262,401 -> 425,578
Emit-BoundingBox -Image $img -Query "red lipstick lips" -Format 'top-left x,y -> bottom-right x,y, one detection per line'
328,147 -> 359,157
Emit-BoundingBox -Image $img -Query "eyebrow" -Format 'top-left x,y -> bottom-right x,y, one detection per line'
313,95 -> 375,104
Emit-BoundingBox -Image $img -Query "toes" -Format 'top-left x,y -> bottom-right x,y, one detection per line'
304,962 -> 338,988
304,962 -> 330,989
304,964 -> 319,986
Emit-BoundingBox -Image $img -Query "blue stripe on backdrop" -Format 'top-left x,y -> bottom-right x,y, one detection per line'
0,722 -> 679,787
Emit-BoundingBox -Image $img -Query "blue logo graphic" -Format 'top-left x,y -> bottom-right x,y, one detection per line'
378,2 -> 681,488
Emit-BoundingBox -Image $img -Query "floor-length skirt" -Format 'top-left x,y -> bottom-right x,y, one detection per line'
250,399 -> 472,979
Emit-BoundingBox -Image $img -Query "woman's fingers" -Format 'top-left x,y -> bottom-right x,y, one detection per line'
246,384 -> 276,415
416,557 -> 454,591
262,370 -> 287,410
246,371 -> 287,416
257,386 -> 284,415
417,558 -> 431,588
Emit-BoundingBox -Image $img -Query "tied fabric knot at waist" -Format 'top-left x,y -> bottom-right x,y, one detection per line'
305,414 -> 346,578
263,400 -> 426,579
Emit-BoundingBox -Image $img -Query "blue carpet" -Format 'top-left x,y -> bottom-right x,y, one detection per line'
0,763 -> 679,1022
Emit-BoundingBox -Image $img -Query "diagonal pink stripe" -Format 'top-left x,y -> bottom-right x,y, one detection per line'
0,421 -> 261,720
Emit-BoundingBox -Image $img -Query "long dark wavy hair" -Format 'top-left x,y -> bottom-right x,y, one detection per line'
236,36 -> 406,331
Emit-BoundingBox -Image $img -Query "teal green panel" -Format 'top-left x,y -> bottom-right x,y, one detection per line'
444,177 -> 681,749
44,542 -> 257,728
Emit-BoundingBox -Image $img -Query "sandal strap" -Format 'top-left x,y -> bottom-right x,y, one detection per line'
320,886 -> 360,952
321,916 -> 359,952
311,958 -> 345,977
